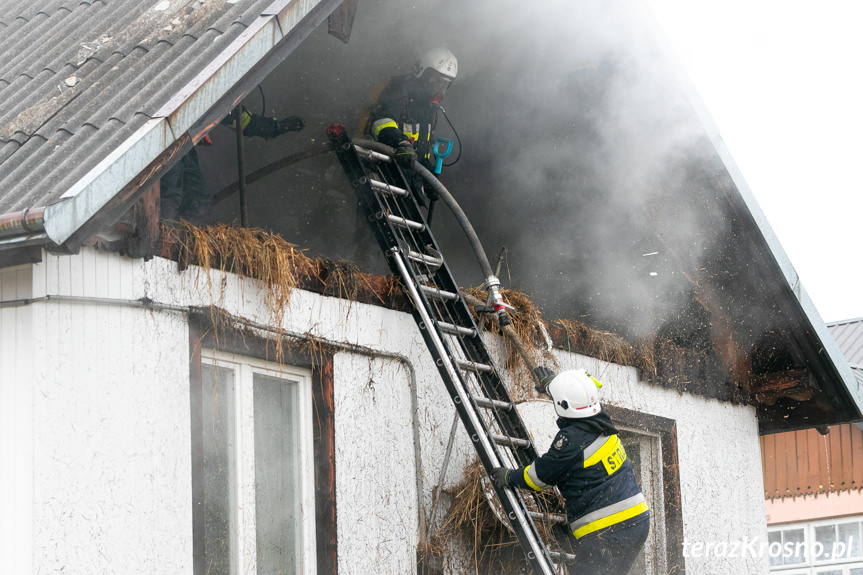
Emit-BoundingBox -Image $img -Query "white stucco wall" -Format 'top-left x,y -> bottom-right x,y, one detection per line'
0,248 -> 771,574
29,251 -> 193,574
0,264 -> 36,575
332,355 -> 421,575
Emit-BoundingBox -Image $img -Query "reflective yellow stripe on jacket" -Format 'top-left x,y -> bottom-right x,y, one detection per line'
371,117 -> 398,140
523,464 -> 550,492
583,434 -> 627,475
570,493 -> 648,539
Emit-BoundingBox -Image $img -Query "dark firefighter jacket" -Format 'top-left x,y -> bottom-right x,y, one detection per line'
368,73 -> 442,169
507,411 -> 648,539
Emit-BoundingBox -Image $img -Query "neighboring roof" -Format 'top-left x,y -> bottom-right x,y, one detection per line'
829,318 -> 863,387
0,0 -> 341,249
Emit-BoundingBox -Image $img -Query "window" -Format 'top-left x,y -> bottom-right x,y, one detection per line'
194,351 -> 317,575
605,406 -> 683,575
618,428 -> 666,575
769,518 -> 863,575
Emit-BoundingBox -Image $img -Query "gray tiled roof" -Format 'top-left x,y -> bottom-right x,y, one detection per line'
0,0 -> 336,244
1,1 -> 243,212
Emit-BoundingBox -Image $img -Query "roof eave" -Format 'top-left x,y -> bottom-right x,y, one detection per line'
10,0 -> 338,252
639,4 -> 863,422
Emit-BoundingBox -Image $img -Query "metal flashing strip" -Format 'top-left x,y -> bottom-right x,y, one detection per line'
689,99 -> 863,418
154,0 -> 324,136
156,17 -> 282,138
43,118 -> 171,245
33,0 -> 328,249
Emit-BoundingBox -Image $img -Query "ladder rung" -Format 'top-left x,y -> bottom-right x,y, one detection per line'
407,250 -> 443,268
387,214 -> 425,231
420,285 -> 459,301
549,550 -> 577,563
528,510 -> 568,525
438,321 -> 476,337
473,396 -> 513,411
492,434 -> 531,448
369,178 -> 408,196
353,145 -> 392,163
456,359 -> 493,373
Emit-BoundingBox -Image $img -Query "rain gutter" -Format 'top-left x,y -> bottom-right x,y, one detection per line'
1,0 -> 339,250
0,207 -> 46,237
639,2 -> 863,420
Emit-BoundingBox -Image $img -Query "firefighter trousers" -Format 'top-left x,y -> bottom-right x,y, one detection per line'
573,513 -> 650,575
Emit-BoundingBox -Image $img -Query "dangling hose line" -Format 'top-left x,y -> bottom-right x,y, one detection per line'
257,85 -> 266,117
413,159 -> 545,385
438,106 -> 462,167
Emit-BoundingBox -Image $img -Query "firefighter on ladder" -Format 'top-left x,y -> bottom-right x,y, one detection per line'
349,47 -> 458,270
491,368 -> 650,575
367,46 -> 458,212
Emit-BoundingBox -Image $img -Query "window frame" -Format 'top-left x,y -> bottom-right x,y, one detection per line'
606,405 -> 684,575
617,426 -> 667,575
769,516 -> 863,575
199,350 -> 317,575
189,314 -> 338,575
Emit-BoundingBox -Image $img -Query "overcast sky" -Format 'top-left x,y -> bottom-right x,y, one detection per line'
645,0 -> 863,323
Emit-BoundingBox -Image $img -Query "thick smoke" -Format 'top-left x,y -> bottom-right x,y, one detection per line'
200,0 -> 728,339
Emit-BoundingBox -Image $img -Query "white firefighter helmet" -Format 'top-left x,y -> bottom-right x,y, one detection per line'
546,369 -> 603,419
413,47 -> 458,81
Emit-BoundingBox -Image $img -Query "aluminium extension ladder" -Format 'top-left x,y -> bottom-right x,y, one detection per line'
327,126 -> 575,574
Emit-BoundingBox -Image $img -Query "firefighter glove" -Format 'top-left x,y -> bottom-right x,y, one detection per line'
394,140 -> 417,168
534,366 -> 557,395
242,113 -> 280,139
490,467 -> 512,489
278,115 -> 304,133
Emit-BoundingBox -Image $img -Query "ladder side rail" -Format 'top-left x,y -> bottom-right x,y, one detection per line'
363,166 -> 561,574
330,130 -> 565,574
387,233 -> 545,468
329,134 -> 530,465
361,170 -> 531,434
391,250 -> 558,575
380,195 -> 565,575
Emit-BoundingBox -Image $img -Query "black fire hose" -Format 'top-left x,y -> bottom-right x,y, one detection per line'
353,138 -> 511,329
410,161 -> 493,280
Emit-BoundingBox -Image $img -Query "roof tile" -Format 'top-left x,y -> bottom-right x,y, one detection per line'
0,0 -> 290,214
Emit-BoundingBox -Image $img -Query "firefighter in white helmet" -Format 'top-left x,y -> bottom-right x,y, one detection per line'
490,367 -> 650,574
348,48 -> 459,268
367,47 -> 458,195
